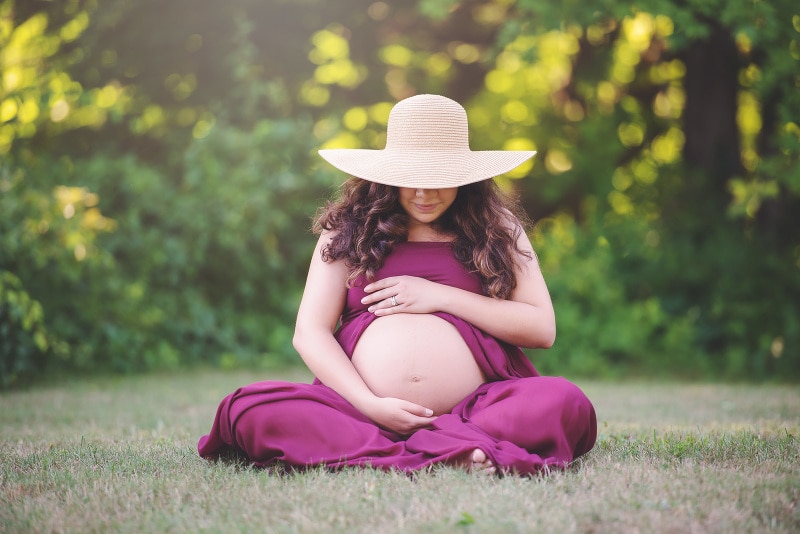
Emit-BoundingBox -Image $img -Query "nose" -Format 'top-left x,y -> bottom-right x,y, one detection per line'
415,188 -> 434,197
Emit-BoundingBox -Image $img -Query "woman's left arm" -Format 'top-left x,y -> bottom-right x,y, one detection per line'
361,229 -> 556,349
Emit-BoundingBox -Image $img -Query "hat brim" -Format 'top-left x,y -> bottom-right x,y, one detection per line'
318,149 -> 536,188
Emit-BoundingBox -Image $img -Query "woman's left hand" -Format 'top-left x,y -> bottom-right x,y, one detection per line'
362,276 -> 444,316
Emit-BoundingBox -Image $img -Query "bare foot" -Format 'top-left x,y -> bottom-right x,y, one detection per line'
460,448 -> 496,476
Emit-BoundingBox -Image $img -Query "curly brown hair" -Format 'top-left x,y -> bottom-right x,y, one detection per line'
312,178 -> 533,299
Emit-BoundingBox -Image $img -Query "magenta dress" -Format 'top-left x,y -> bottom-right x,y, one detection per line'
198,242 -> 597,474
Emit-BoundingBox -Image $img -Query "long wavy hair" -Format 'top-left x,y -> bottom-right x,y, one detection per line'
312,178 -> 533,299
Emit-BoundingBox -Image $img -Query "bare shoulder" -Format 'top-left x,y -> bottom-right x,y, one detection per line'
497,207 -> 528,238
497,208 -> 537,263
317,228 -> 338,246
297,230 -> 349,329
312,229 -> 340,259
305,230 -> 348,283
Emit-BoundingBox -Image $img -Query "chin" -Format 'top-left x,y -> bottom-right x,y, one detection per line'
413,212 -> 444,224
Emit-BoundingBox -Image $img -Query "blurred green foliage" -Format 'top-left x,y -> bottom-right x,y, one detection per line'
1,0 -> 798,386
0,270 -> 55,387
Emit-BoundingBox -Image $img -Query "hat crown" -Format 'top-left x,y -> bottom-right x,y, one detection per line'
385,94 -> 470,151
318,93 -> 535,188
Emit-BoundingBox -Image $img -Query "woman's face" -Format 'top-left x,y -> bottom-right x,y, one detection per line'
398,187 -> 458,226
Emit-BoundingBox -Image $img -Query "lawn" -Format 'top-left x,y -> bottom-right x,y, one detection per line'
2,369 -> 798,533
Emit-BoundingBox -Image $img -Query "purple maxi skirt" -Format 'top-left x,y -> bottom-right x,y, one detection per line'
198,243 -> 597,475
198,374 -> 596,475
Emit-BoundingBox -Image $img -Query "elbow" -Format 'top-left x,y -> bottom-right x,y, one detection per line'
293,322 -> 330,355
292,324 -> 307,354
520,323 -> 555,349
540,329 -> 556,349
538,322 -> 556,349
523,304 -> 556,349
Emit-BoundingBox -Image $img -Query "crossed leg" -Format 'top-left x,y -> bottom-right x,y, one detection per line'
459,376 -> 598,467
198,377 -> 596,475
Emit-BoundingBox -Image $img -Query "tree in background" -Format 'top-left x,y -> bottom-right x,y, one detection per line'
1,0 -> 798,386
298,0 -> 799,378
495,0 -> 800,377
1,0 -> 336,384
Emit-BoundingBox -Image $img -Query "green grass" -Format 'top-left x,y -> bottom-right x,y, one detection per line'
2,370 -> 798,533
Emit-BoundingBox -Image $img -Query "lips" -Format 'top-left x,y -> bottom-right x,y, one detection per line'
413,203 -> 439,213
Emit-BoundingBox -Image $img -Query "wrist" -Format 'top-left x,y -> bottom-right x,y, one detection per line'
436,283 -> 459,314
350,390 -> 378,416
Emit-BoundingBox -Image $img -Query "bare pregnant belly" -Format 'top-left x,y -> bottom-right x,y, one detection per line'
351,314 -> 486,415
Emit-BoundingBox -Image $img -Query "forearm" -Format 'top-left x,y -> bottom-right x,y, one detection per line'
292,329 -> 377,412
438,285 -> 555,348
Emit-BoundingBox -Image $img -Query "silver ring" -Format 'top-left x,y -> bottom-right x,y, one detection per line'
390,295 -> 398,307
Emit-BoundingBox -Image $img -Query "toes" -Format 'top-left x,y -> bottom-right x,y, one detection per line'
469,448 -> 496,475
471,448 -> 487,464
453,448 -> 496,475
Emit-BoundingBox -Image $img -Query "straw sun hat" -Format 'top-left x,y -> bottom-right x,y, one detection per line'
318,94 -> 536,189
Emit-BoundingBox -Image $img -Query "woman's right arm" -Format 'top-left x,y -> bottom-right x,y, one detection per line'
292,232 -> 436,434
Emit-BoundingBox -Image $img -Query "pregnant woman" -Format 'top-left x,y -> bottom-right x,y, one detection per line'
197,94 -> 597,475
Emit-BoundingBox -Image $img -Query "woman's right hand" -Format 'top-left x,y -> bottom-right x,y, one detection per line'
360,396 -> 438,435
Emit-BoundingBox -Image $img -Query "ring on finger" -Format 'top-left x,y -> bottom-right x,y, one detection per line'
390,295 -> 398,307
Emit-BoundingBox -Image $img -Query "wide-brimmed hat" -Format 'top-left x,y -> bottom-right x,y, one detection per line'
318,94 -> 536,188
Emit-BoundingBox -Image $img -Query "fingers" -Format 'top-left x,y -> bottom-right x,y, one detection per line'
361,287 -> 403,314
363,277 -> 398,294
360,287 -> 396,307
362,276 -> 438,316
361,276 -> 420,314
400,401 -> 437,435
398,413 -> 437,435
378,398 -> 437,434
363,297 -> 398,314
400,400 -> 434,418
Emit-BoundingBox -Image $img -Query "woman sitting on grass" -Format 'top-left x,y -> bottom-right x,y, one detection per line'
198,94 -> 597,475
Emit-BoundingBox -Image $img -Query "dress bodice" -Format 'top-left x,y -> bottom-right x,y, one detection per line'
342,241 -> 481,322
331,241 -> 539,382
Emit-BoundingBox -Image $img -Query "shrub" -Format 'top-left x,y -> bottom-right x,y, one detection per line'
1,115 -> 338,386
